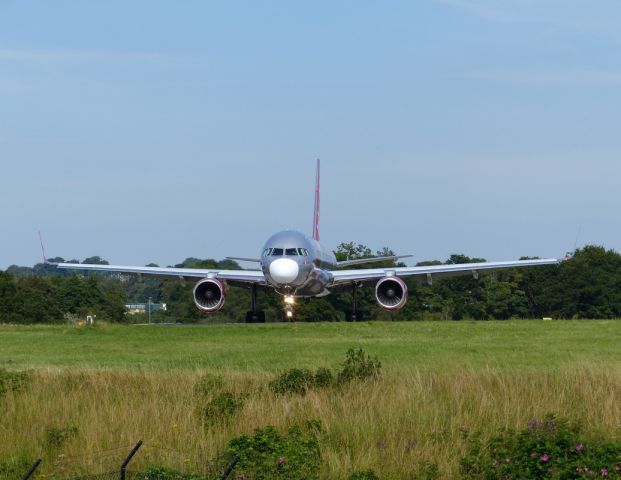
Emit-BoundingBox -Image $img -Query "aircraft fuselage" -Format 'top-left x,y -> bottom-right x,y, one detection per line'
260,230 -> 336,297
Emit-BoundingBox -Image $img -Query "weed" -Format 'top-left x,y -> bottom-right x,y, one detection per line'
44,425 -> 79,449
193,373 -> 224,398
336,348 -> 381,385
460,415 -> 621,479
269,368 -> 316,395
228,421 -> 322,480
0,368 -> 30,397
199,392 -> 244,425
348,469 -> 380,480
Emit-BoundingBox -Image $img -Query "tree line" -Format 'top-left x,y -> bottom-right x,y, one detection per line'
1,245 -> 621,324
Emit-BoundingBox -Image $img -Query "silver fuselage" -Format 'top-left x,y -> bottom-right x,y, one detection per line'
260,230 -> 336,297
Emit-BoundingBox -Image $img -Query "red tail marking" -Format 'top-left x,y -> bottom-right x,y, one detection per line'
312,159 -> 320,241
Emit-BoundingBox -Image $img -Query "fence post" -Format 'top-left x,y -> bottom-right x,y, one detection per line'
23,459 -> 42,480
219,456 -> 239,480
120,440 -> 143,480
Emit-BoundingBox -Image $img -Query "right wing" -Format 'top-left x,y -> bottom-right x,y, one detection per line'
336,254 -> 413,268
331,258 -> 560,285
53,262 -> 266,284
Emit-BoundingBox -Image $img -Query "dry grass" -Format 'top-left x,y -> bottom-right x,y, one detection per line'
2,366 -> 620,479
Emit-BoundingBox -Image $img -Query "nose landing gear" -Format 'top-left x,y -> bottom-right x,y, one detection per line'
283,295 -> 295,321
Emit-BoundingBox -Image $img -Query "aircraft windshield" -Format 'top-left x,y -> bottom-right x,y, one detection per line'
271,248 -> 284,256
285,248 -> 298,256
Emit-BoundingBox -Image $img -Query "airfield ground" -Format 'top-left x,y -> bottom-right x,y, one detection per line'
1,321 -> 620,478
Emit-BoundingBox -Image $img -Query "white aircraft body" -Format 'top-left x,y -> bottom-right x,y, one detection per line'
54,161 -> 559,321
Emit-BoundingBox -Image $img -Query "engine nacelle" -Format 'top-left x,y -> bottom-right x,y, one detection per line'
193,278 -> 226,312
375,276 -> 408,311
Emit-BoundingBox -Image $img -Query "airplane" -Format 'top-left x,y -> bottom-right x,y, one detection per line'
52,160 -> 560,322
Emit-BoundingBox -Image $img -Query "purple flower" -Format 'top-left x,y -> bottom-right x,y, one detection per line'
576,467 -> 583,473
584,466 -> 590,472
600,468 -> 608,477
540,454 -> 549,463
530,451 -> 538,458
278,457 -> 286,466
528,419 -> 540,430
615,464 -> 621,472
575,443 -> 584,452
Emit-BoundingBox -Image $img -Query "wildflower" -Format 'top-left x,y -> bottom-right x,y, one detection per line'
530,451 -> 538,458
615,464 -> 621,473
505,458 -> 512,464
528,419 -> 540,430
540,454 -> 549,463
278,457 -> 286,466
576,467 -> 583,473
171,423 -> 178,429
600,468 -> 608,477
575,443 -> 584,452
584,466 -> 590,472
183,458 -> 190,464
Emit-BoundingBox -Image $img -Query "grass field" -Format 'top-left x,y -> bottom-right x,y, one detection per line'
1,321 -> 620,478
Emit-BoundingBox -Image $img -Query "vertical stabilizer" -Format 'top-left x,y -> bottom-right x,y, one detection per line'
312,159 -> 320,241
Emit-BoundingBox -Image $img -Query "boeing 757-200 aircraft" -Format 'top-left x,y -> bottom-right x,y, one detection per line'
54,161 -> 559,322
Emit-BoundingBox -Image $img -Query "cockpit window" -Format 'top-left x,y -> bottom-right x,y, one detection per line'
263,248 -> 272,257
298,248 -> 308,256
271,248 -> 284,256
285,248 -> 298,256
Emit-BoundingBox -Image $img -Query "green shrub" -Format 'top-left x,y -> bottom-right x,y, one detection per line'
269,368 -> 316,395
0,368 -> 31,397
228,421 -> 322,480
0,453 -> 34,479
131,466 -> 203,480
460,415 -> 621,479
44,425 -> 79,449
193,372 -> 224,398
348,469 -> 380,480
199,392 -> 243,425
313,367 -> 334,388
336,348 -> 381,385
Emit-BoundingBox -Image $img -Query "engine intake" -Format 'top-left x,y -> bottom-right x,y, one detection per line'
193,278 -> 226,312
375,276 -> 408,310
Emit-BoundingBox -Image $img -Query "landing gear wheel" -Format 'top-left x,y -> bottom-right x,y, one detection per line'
346,310 -> 363,322
245,311 -> 266,323
346,282 -> 362,322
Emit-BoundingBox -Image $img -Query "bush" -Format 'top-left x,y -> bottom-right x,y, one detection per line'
199,392 -> 243,425
0,368 -> 31,397
228,421 -> 322,480
269,368 -> 316,395
132,466 -> 203,480
460,415 -> 621,479
313,367 -> 334,388
0,453 -> 33,479
193,373 -> 224,398
336,348 -> 381,385
348,469 -> 380,480
44,425 -> 79,449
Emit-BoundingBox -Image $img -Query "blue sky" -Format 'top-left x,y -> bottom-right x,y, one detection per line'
1,1 -> 620,268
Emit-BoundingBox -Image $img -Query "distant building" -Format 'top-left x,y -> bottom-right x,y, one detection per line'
125,303 -> 167,315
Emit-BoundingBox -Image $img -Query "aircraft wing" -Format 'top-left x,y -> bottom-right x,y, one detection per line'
53,262 -> 266,284
330,258 -> 560,285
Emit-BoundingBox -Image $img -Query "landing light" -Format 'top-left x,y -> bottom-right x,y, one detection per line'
286,310 -> 293,318
284,296 -> 295,305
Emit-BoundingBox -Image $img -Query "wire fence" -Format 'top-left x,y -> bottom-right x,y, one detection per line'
20,440 -> 239,480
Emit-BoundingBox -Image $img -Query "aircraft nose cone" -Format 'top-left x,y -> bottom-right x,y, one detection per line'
269,258 -> 299,284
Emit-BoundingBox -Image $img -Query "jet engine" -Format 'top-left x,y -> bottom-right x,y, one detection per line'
193,278 -> 226,312
375,276 -> 408,310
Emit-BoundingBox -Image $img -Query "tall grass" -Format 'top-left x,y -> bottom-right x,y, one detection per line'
1,366 -> 619,478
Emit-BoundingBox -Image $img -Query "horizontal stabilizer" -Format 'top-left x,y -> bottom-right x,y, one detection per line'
337,254 -> 413,268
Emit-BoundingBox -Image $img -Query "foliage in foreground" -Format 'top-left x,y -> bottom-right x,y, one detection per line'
227,421 -> 322,480
269,348 -> 381,395
460,415 -> 621,479
0,368 -> 30,398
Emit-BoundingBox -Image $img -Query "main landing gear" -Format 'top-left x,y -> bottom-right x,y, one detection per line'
346,282 -> 363,322
245,284 -> 266,323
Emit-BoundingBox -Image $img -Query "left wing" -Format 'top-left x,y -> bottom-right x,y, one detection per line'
331,258 -> 560,285
53,262 -> 266,284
